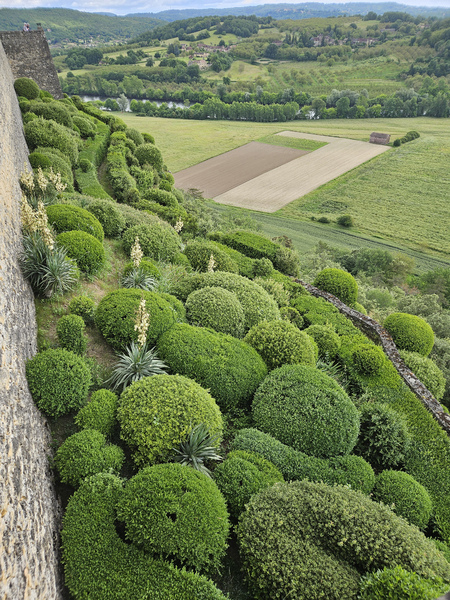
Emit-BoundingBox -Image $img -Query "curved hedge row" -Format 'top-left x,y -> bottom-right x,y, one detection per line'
24,118 -> 79,166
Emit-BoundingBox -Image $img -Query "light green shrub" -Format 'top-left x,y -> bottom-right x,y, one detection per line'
56,314 -> 87,355
186,286 -> 245,338
305,323 -> 341,358
400,350 -> 446,400
122,222 -> 181,263
15,77 -> 40,99
384,312 -> 434,356
68,295 -> 95,325
359,565 -> 449,600
87,200 -> 126,238
24,118 -> 79,166
56,231 -> 105,274
134,143 -> 163,170
75,389 -> 118,437
184,240 -> 238,274
47,204 -> 104,242
313,267 -> 358,305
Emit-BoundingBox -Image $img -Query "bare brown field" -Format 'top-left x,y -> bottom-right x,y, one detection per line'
175,132 -> 390,213
174,141 -> 307,198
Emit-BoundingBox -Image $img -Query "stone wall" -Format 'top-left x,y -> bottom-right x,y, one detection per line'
0,40 -> 62,600
297,279 -> 450,435
0,29 -> 62,99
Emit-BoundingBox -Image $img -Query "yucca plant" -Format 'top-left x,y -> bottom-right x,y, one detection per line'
106,342 -> 167,392
316,355 -> 348,390
121,267 -> 156,291
172,423 -> 222,477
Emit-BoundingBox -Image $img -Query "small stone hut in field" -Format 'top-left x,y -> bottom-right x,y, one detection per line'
370,132 -> 390,145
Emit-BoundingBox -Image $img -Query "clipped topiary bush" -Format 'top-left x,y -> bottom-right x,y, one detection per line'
95,289 -> 177,350
55,429 -> 124,487
279,306 -> 304,329
72,115 -> 95,138
56,231 -> 105,274
122,222 -> 181,263
372,470 -> 433,529
186,286 -> 245,338
313,267 -> 358,305
157,323 -> 268,412
143,188 -> 178,207
56,314 -> 87,356
400,350 -> 446,400
68,295 -> 96,325
122,258 -> 161,280
253,277 -> 290,307
87,199 -> 126,238
252,257 -> 274,277
116,463 -> 230,573
384,312 -> 434,356
14,77 -> 40,99
26,348 -> 91,418
134,143 -> 163,170
117,374 -> 223,466
184,240 -> 238,274
353,402 -> 410,471
252,364 -> 360,458
33,146 -> 74,185
47,204 -> 104,242
24,118 -> 79,166
214,450 -> 284,519
359,565 -> 449,600
75,389 -> 118,437
352,344 -> 386,375
28,100 -> 74,128
305,323 -> 341,358
244,320 -> 317,370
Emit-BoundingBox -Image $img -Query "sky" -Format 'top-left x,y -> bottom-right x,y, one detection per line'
1,0 -> 449,16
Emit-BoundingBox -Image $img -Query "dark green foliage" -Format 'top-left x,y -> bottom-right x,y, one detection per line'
143,188 -> 178,207
134,143 -> 164,170
117,374 -> 223,466
14,77 -> 40,99
159,180 -> 172,192
56,314 -> 87,355
78,158 -> 92,172
214,450 -> 284,519
252,257 -> 274,277
26,348 -> 91,418
75,389 -> 118,437
116,463 -> 229,573
157,323 -> 268,412
313,267 -> 358,305
237,480 -> 450,600
28,151 -> 51,169
372,470 -> 432,529
95,289 -> 177,350
384,312 -> 434,356
244,320 -> 317,370
352,344 -> 386,375
47,204 -> 104,242
184,240 -> 238,274
142,132 -> 155,144
353,402 -> 410,471
125,127 -> 144,146
61,473 -> 228,600
209,240 -> 255,278
221,230 -> 279,262
337,214 -> 354,227
279,306 -> 304,328
399,350 -> 446,400
72,114 -> 95,138
232,428 -> 375,494
56,231 -> 105,274
359,565 -> 449,600
28,100 -> 74,128
252,365 -> 360,458
122,222 -> 181,263
33,146 -> 74,185
68,294 -> 95,325
393,138 -> 402,147
55,429 -> 124,487
304,323 -> 341,358
24,118 -> 79,166
186,286 -> 245,338
86,199 -> 126,238
123,259 -> 161,280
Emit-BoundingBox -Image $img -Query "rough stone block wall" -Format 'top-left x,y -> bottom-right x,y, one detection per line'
0,40 -> 62,600
0,30 -> 62,99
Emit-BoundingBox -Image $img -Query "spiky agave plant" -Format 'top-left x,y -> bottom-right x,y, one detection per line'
172,423 -> 222,477
106,342 -> 167,392
121,267 -> 156,291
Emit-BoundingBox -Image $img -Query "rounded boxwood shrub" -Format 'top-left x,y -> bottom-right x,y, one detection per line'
373,470 -> 433,529
252,257 -> 274,277
158,292 -> 187,323
55,429 -> 124,487
56,231 -> 105,274
86,200 -> 126,238
72,115 -> 95,138
122,222 -> 181,263
28,151 -> 51,169
117,374 -> 223,466
383,312 -> 434,356
116,463 -> 229,573
26,348 -> 91,418
399,350 -> 446,400
56,314 -> 87,355
69,294 -> 96,325
34,146 -> 74,185
353,402 -> 410,471
47,204 -> 104,242
279,306 -> 304,329
122,258 -> 161,280
157,323 -> 268,412
28,100 -> 74,128
14,77 -> 40,99
61,473 -> 227,600
159,179 -> 172,192
244,320 -> 317,370
237,480 -> 450,600
144,188 -> 178,207
125,127 -> 144,146
186,286 -> 245,338
305,323 -> 341,358
352,344 -> 386,375
134,143 -> 163,170
24,118 -> 79,166
78,158 -> 93,172
214,450 -> 284,519
75,389 -> 118,437
359,565 -> 449,600
313,268 -> 358,305
95,289 -> 177,350
184,240 -> 239,274
253,277 -> 290,307
252,364 -> 360,458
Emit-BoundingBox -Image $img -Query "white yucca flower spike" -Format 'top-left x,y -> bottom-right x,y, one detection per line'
174,218 -> 184,233
131,236 -> 143,268
134,297 -> 150,349
207,253 -> 216,273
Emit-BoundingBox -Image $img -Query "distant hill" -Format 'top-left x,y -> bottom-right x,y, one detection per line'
129,2 -> 450,21
0,8 -> 163,45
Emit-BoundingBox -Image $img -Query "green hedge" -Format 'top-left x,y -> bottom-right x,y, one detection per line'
56,231 -> 105,274
143,188 -> 178,207
29,147 -> 74,188
252,365 -> 360,458
24,118 -> 79,166
75,389 -> 118,437
313,268 -> 358,306
122,222 -> 181,263
384,312 -> 434,356
56,314 -> 87,356
221,230 -> 279,262
359,565 -> 449,600
61,473 -> 228,600
232,428 -> 375,494
26,348 -> 91,418
47,204 -> 104,242
184,240 -> 239,274
95,289 -> 177,350
116,463 -> 229,573
157,323 -> 268,412
117,374 -> 223,466
186,286 -> 245,338
28,100 -> 74,128
134,143 -> 164,170
87,200 -> 126,238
